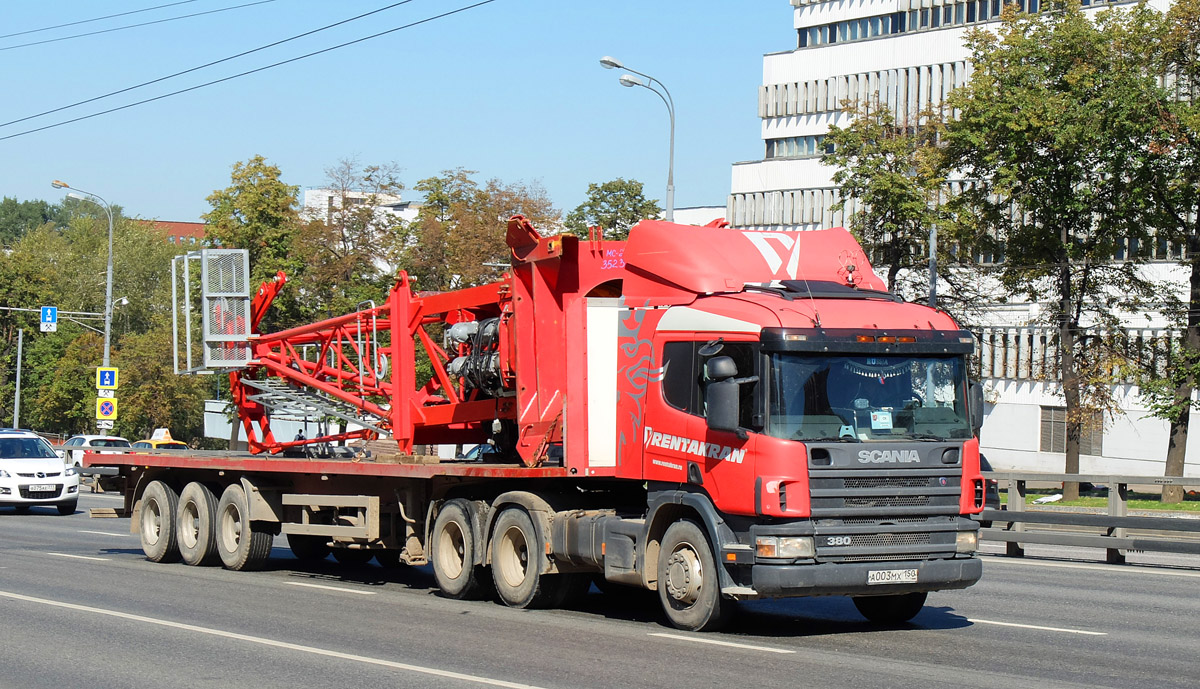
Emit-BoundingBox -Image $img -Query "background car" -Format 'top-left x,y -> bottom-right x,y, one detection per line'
131,439 -> 189,451
0,429 -> 80,514
60,434 -> 131,468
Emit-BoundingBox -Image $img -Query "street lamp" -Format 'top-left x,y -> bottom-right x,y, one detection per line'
51,180 -> 114,368
601,55 -> 675,222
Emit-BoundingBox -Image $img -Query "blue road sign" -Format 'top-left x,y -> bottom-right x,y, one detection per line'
97,367 -> 119,390
40,306 -> 58,333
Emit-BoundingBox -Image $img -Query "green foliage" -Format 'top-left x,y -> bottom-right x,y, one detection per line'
565,178 -> 661,240
0,197 -> 61,246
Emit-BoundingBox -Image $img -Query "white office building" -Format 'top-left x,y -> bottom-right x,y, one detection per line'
727,0 -> 1197,478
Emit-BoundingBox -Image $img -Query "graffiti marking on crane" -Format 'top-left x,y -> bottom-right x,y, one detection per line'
643,427 -> 747,464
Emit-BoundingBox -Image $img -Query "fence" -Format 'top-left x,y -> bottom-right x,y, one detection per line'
978,471 -> 1200,564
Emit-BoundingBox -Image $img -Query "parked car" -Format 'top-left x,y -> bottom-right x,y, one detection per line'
975,454 -> 1002,528
60,435 -> 131,468
131,439 -> 189,452
0,429 -> 80,514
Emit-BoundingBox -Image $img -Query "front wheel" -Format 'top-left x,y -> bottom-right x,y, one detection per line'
215,483 -> 273,571
852,592 -> 928,624
657,519 -> 732,631
56,500 -> 78,516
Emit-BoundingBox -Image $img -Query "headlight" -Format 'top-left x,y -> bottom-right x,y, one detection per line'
0,469 -> 10,478
956,531 -> 978,553
64,466 -> 78,477
756,535 -> 815,559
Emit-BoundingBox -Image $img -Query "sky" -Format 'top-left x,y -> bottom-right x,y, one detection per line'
0,0 -> 795,223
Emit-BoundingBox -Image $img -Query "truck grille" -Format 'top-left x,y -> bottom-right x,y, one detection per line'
20,486 -> 63,499
809,466 -> 963,563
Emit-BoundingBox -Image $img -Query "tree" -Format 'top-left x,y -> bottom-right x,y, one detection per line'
0,197 -> 60,246
944,3 -> 1165,499
1138,0 -> 1200,502
565,178 -> 661,240
204,155 -> 303,327
296,158 -> 408,317
114,324 -> 209,440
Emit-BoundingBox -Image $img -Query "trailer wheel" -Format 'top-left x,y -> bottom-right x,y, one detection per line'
176,483 -> 219,566
432,499 -> 487,600
852,592 -> 927,624
286,534 -> 330,562
491,507 -> 560,609
140,480 -> 181,563
215,483 -> 273,571
331,548 -> 374,566
658,519 -> 731,631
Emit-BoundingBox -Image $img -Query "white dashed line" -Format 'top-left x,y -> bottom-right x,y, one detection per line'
78,530 -> 130,537
968,618 -> 1106,636
0,590 -> 545,688
648,632 -> 796,654
47,553 -> 110,561
286,581 -> 377,596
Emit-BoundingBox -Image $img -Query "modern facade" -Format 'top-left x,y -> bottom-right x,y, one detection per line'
726,0 -> 1197,478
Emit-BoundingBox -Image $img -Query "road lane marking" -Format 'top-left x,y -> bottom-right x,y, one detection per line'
286,582 -> 377,596
78,530 -> 130,537
648,632 -> 795,654
47,553 -> 110,561
968,618 -> 1106,636
982,556 -> 1200,579
0,590 -> 546,689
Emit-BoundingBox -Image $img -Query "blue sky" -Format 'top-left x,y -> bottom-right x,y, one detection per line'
0,1 -> 793,222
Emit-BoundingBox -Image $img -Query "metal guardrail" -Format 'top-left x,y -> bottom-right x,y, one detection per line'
978,472 -> 1200,564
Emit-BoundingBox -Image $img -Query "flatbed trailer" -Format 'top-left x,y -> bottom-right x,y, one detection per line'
87,217 -> 986,631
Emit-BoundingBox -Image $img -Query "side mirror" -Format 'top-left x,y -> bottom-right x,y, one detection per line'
969,383 -> 985,437
55,449 -> 65,460
706,379 -> 741,434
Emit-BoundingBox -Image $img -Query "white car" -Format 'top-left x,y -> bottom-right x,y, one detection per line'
60,434 -> 131,468
0,430 -> 80,515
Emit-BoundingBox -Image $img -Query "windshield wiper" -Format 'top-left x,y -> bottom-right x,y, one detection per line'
798,435 -> 859,443
902,433 -> 949,441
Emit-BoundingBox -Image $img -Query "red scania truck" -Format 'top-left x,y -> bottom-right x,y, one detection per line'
88,217 -> 984,631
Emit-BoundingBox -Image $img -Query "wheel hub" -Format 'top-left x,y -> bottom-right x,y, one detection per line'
665,547 -> 703,604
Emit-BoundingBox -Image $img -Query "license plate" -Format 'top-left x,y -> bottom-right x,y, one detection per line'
867,568 -> 918,585
28,484 -> 55,492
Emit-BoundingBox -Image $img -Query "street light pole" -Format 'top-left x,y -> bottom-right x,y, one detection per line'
601,56 -> 675,222
51,180 -> 114,367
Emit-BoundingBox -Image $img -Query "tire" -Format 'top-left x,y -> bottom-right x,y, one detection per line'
657,519 -> 732,632
140,481 -> 181,563
491,507 -> 558,609
432,499 -> 488,600
286,534 -> 330,562
852,592 -> 928,624
176,483 -> 219,566
57,500 -> 78,516
215,483 -> 273,571
331,548 -> 374,566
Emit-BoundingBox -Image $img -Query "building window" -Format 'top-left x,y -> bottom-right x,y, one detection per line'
1039,406 -> 1103,455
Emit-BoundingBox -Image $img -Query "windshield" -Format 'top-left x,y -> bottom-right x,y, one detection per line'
93,439 -> 130,447
0,437 -> 61,459
767,353 -> 971,441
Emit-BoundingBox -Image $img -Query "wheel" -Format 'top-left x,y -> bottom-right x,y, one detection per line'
176,483 -> 219,566
57,500 -> 78,516
215,483 -> 274,571
140,481 -> 181,563
852,592 -> 928,624
331,548 -> 374,566
491,507 -> 558,609
286,534 -> 330,562
657,519 -> 732,631
374,549 -> 402,569
431,499 -> 488,600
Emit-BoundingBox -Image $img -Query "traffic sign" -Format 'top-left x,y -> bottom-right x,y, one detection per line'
97,389 -> 115,399
96,420 -> 114,430
96,367 -> 119,390
40,306 -> 57,333
96,397 -> 118,421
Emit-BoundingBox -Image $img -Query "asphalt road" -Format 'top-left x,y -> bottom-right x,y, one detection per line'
2,493 -> 1198,689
